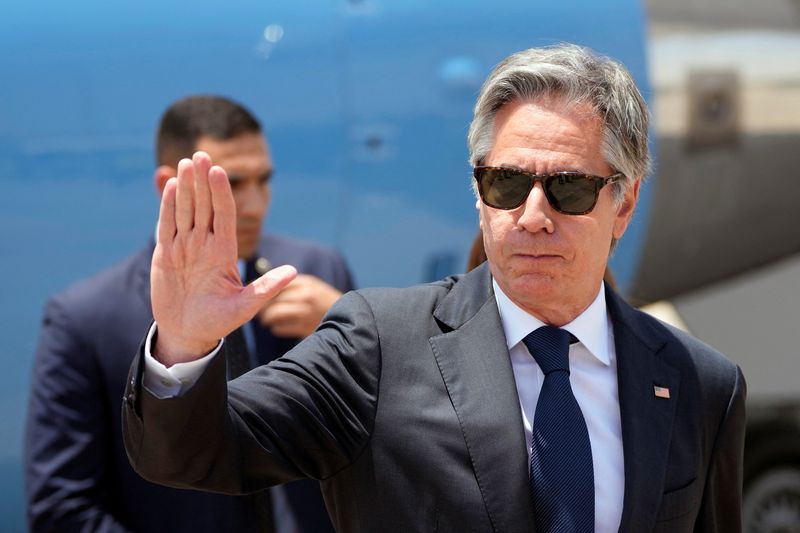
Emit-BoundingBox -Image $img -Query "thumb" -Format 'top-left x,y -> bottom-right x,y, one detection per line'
238,264 -> 298,318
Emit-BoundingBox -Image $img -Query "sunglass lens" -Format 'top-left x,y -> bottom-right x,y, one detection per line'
480,169 -> 529,209
546,174 -> 598,214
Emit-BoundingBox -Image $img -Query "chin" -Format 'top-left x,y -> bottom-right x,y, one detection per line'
504,271 -> 562,300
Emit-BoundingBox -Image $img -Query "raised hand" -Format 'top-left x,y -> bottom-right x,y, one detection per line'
258,274 -> 343,338
150,152 -> 296,366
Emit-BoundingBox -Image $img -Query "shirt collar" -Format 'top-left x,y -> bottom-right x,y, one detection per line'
492,278 -> 611,366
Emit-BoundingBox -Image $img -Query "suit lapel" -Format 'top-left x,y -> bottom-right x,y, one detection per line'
134,239 -> 155,313
430,264 -> 536,533
245,243 -> 291,366
607,289 -> 681,532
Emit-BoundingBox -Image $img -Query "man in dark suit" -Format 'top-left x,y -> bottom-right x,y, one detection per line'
25,95 -> 352,532
122,45 -> 745,532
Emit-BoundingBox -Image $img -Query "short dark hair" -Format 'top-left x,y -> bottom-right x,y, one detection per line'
155,95 -> 262,167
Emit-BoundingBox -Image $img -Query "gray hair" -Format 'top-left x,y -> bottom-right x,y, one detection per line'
468,43 -> 651,203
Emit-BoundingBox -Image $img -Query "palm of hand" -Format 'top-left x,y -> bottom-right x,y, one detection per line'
151,152 -> 296,365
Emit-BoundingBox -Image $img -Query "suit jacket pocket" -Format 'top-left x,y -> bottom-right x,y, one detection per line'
656,478 -> 700,522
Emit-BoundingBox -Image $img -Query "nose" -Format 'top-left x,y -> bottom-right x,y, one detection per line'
516,181 -> 555,234
235,180 -> 268,218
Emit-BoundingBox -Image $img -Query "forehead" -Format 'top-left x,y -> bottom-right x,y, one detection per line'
487,96 -> 609,175
195,133 -> 272,176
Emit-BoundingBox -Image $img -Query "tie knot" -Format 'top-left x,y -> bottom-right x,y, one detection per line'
522,326 -> 572,375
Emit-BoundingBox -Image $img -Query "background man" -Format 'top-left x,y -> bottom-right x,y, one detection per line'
25,95 -> 351,532
123,46 -> 745,532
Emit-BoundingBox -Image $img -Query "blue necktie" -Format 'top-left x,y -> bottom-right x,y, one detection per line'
523,326 -> 594,533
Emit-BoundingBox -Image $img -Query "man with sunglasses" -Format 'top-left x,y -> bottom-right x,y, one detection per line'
123,45 -> 745,532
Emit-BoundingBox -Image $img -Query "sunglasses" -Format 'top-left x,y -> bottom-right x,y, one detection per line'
474,166 -> 624,215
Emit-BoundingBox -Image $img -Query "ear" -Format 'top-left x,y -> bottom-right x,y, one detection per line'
612,178 -> 641,240
154,165 -> 176,198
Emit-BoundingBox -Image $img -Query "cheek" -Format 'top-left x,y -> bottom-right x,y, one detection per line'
231,191 -> 243,215
480,211 -> 515,259
571,225 -> 613,274
263,186 -> 271,208
231,185 -> 270,217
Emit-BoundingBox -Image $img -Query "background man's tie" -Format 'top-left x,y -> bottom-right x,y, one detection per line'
523,326 -> 594,533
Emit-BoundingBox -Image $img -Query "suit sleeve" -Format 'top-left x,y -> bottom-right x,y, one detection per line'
695,365 -> 747,532
123,290 -> 380,494
25,296 -> 130,533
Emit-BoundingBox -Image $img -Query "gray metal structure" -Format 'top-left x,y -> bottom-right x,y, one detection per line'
641,0 -> 800,529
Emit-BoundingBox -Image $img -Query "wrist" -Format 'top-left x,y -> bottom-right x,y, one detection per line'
153,329 -> 218,367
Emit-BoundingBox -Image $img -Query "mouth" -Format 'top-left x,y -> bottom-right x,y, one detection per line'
237,225 -> 261,237
512,253 -> 564,265
515,252 -> 562,259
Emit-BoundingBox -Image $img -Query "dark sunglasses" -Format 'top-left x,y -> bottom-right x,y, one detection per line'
474,166 -> 624,215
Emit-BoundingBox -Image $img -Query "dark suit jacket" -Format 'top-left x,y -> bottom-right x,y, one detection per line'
123,263 -> 745,533
26,234 -> 353,532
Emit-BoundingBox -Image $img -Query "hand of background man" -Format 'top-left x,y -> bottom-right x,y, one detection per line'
258,274 -> 343,338
150,151 -> 296,366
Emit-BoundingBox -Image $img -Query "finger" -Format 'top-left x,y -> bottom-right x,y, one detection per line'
262,280 -> 303,304
268,274 -> 317,298
269,322 -> 313,338
193,152 -> 213,232
175,158 -> 195,234
209,165 -> 236,238
259,301 -> 308,326
238,265 -> 298,318
157,177 -> 178,244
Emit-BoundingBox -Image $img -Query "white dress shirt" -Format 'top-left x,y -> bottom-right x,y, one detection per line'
494,280 -> 624,533
143,279 -> 624,532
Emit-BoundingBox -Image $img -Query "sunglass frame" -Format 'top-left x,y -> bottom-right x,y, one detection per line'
473,166 -> 624,215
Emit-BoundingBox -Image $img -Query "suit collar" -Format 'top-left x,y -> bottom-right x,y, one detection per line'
432,262 -> 494,330
493,279 -> 612,366
242,238 -> 274,282
606,287 -> 682,532
430,263 -> 536,532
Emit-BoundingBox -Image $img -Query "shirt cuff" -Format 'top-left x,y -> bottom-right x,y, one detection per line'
142,322 -> 223,399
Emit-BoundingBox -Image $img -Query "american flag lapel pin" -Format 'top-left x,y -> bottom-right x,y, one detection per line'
654,385 -> 671,399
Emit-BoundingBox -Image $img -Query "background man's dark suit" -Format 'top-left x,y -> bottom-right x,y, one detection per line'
26,233 -> 352,532
123,263 -> 745,533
